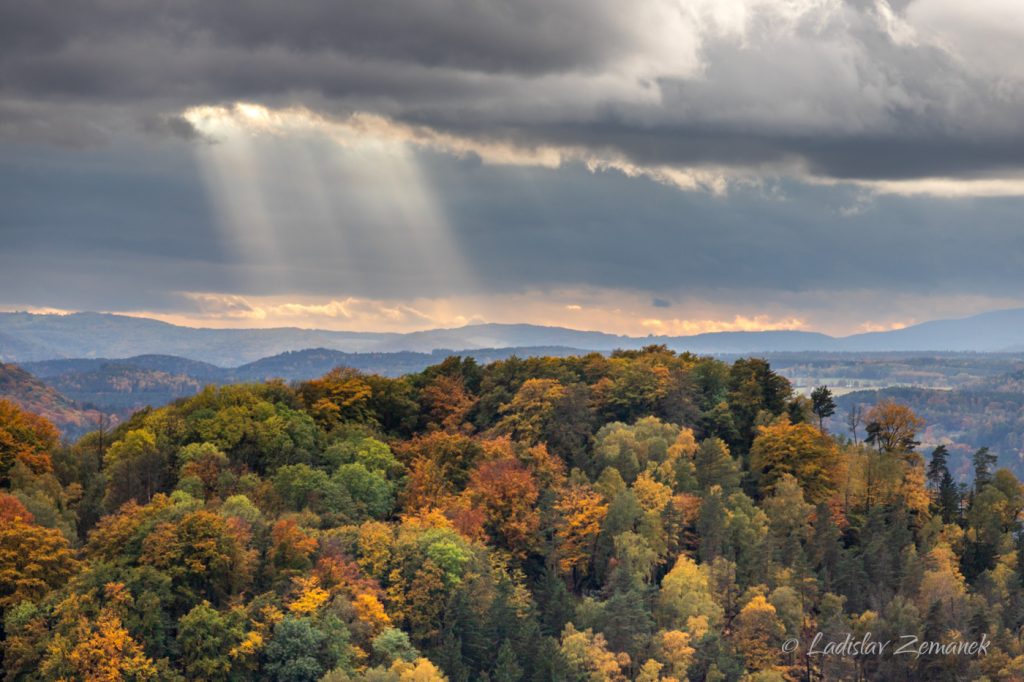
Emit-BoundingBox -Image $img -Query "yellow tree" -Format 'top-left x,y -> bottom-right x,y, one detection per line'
554,484 -> 608,579
560,623 -> 629,681
864,400 -> 924,454
390,657 -> 450,681
298,368 -> 374,429
353,592 -> 392,634
356,521 -> 394,580
656,554 -> 723,631
636,659 -> 665,682
655,629 -> 696,679
750,417 -> 843,504
0,399 -> 58,481
0,519 -> 78,613
494,378 -> 566,444
287,576 -> 330,615
732,594 -> 785,673
918,541 -> 967,619
59,610 -> 158,681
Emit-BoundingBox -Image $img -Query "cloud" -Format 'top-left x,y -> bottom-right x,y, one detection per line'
5,3 -> 1024,334
20,287 -> 1015,338
4,135 -> 1024,335
3,0 -> 1024,189
641,315 -> 808,334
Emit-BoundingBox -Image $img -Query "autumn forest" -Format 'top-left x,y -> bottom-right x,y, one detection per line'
0,347 -> 1021,681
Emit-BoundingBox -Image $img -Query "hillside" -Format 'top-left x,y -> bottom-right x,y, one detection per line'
835,385 -> 1024,480
17,347 -> 598,418
16,347 -> 1024,435
37,363 -> 207,415
2,346 -> 1018,681
844,308 -> 1024,352
0,363 -> 110,438
231,346 -> 593,382
22,354 -> 225,381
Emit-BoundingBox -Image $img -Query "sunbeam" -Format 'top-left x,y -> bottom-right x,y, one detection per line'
183,103 -> 469,299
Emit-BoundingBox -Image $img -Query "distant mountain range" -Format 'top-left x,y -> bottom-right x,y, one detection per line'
3,308 -> 1024,366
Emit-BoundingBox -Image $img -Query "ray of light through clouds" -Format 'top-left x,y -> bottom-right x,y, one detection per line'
183,104 -> 470,297
4,0 -> 1024,335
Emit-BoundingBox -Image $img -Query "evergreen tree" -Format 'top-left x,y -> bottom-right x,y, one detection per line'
809,501 -> 842,590
927,445 -> 961,523
926,445 -> 950,489
536,562 -> 573,637
492,639 -> 522,682
694,438 -> 741,493
972,446 -> 997,492
938,470 -> 960,524
697,486 -> 727,562
810,385 -> 837,432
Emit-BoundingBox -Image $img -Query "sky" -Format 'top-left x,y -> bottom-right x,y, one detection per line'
3,0 -> 1024,337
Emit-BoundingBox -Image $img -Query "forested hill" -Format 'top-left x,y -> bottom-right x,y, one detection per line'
0,362 -> 109,437
13,347 -> 591,419
1,347 -> 1022,680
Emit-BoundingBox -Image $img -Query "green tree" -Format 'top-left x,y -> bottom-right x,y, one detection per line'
103,428 -> 169,510
372,627 -> 419,665
926,445 -> 960,523
694,438 -> 740,493
334,463 -> 395,520
972,446 -> 997,492
264,617 -> 328,682
592,417 -> 680,483
810,386 -> 836,432
727,358 -> 792,449
762,474 -> 812,570
493,638 -> 523,682
177,601 -> 240,681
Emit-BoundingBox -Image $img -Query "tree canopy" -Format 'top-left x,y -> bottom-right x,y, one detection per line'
0,348 -> 1019,681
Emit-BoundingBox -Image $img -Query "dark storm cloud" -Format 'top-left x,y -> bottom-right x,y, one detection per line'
424,154 -> 1024,298
3,0 -> 1024,181
4,140 -> 1024,317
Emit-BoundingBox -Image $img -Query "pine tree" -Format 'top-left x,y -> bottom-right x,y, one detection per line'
972,447 -> 997,492
529,637 -> 569,682
926,445 -> 949,489
927,445 -> 961,523
697,486 -> 727,563
937,469 -> 960,524
810,385 -> 836,432
694,438 -> 741,493
492,639 -> 522,682
536,561 -> 573,637
809,502 -> 841,590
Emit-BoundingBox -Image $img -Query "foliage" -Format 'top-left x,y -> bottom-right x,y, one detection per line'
0,350 -> 1018,681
